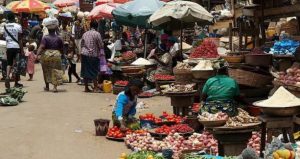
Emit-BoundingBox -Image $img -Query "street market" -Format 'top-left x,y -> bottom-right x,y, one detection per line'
1,0 -> 300,159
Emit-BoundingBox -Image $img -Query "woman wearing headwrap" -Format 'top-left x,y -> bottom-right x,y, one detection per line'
200,60 -> 243,116
37,18 -> 64,92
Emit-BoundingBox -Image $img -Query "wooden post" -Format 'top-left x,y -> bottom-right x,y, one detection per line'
229,23 -> 233,51
239,21 -> 243,51
261,0 -> 266,46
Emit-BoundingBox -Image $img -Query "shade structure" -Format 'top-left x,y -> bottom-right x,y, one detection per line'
112,0 -> 164,28
149,1 -> 213,29
89,3 -> 120,19
95,0 -> 129,6
6,1 -> 21,13
15,0 -> 50,13
0,5 -> 11,14
61,5 -> 79,13
53,0 -> 78,7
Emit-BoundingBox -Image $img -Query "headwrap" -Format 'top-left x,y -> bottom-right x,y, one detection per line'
43,17 -> 59,30
160,34 -> 168,41
212,59 -> 229,70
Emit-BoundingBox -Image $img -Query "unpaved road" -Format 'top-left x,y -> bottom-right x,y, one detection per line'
0,64 -> 171,159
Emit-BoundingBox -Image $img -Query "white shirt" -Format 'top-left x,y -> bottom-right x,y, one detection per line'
169,42 -> 180,57
4,23 -> 22,49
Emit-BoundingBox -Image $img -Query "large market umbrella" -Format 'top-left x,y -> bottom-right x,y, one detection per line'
89,3 -> 120,19
0,5 -> 11,14
61,5 -> 79,13
53,0 -> 78,7
95,0 -> 129,6
15,0 -> 50,13
112,0 -> 164,28
6,1 -> 21,13
149,1 -> 213,60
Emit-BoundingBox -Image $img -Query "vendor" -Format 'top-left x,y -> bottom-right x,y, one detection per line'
200,61 -> 242,116
112,79 -> 144,129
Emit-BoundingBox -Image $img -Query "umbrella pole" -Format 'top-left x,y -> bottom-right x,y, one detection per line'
180,20 -> 183,61
144,29 -> 148,58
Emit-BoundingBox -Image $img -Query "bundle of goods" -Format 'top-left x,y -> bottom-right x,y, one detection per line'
154,74 -> 175,81
131,58 -> 153,66
247,131 -> 261,154
225,108 -> 259,127
254,87 -> 300,116
265,137 -> 295,159
190,40 -> 219,59
122,51 -> 137,61
154,124 -> 194,135
274,66 -> 300,87
269,39 -> 300,56
162,84 -> 195,93
191,60 -> 215,80
114,80 -> 129,87
245,48 -> 272,67
119,151 -> 164,159
173,62 -> 193,84
0,88 -> 27,106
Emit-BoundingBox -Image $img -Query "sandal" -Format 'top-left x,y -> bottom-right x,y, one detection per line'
14,83 -> 23,88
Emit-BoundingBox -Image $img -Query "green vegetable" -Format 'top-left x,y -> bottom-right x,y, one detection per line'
0,96 -> 19,106
5,87 -> 27,102
127,151 -> 164,159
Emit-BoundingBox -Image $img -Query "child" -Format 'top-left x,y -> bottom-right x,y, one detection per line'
25,45 -> 36,81
67,53 -> 80,83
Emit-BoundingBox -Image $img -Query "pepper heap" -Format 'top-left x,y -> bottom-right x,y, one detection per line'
190,40 -> 219,58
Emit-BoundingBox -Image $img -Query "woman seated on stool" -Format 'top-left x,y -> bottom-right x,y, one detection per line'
200,60 -> 245,117
112,79 -> 144,130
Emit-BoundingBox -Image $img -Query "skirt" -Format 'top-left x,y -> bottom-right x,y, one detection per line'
41,50 -> 63,85
81,55 -> 99,80
200,100 -> 239,117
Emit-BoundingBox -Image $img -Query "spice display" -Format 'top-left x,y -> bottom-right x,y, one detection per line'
225,108 -> 259,127
255,86 -> 300,107
198,112 -> 228,121
132,58 -> 153,66
114,80 -> 129,86
190,40 -> 219,58
154,74 -> 175,81
270,39 -> 300,55
275,67 -> 300,86
192,60 -> 214,71
163,84 -> 195,93
175,62 -> 192,70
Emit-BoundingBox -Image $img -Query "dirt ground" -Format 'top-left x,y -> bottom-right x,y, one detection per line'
0,64 -> 171,159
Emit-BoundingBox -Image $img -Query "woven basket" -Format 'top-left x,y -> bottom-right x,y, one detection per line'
173,68 -> 193,84
121,66 -> 143,74
222,55 -> 244,63
113,85 -> 125,95
228,69 -> 273,88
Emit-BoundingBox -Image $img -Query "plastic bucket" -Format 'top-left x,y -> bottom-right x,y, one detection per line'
103,80 -> 112,93
94,119 -> 110,136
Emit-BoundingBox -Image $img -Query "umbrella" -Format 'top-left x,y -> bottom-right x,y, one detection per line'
61,5 -> 79,13
95,0 -> 129,6
112,0 -> 164,28
53,0 -> 78,7
6,1 -> 21,13
89,3 -> 120,19
149,1 -> 213,60
15,0 -> 50,13
0,5 -> 10,14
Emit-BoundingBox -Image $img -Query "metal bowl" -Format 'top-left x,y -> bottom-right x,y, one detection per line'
260,107 -> 300,117
198,120 -> 227,128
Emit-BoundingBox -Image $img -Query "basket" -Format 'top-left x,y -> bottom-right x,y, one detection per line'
245,54 -> 273,67
228,69 -> 273,88
222,55 -> 244,63
113,85 -> 125,95
192,70 -> 216,80
173,68 -> 193,84
198,120 -> 227,128
94,119 -> 110,136
121,66 -> 143,74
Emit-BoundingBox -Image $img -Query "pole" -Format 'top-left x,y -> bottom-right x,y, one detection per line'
180,21 -> 183,61
144,29 -> 148,58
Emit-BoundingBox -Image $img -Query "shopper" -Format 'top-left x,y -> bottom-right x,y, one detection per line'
72,19 -> 84,62
25,45 -> 36,81
67,53 -> 80,83
4,12 -> 24,88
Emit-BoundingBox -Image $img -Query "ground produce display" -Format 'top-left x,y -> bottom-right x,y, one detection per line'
115,80 -> 129,86
275,66 -> 300,87
154,74 -> 175,81
247,131 -> 261,154
5,87 -> 27,102
162,84 -> 195,93
190,40 -> 219,59
106,126 -> 127,139
154,124 -> 193,134
0,96 -> 19,106
139,112 -> 184,125
225,108 -> 259,127
120,151 -> 164,159
198,112 -> 228,121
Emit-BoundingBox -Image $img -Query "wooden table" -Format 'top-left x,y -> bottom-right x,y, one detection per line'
165,91 -> 196,116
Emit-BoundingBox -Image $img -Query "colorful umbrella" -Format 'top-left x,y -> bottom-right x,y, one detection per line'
6,1 -> 21,13
53,0 -> 79,7
61,5 -> 79,13
15,0 -> 50,13
95,0 -> 129,6
89,3 -> 120,19
0,5 -> 10,14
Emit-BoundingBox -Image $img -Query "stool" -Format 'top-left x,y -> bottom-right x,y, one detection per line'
259,115 -> 295,157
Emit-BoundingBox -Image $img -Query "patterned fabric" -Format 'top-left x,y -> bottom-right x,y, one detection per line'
60,30 -> 74,48
41,35 -> 64,50
40,50 -> 62,85
74,25 -> 84,40
200,100 -> 239,117
81,29 -> 103,58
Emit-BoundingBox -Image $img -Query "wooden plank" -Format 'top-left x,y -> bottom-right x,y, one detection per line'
243,4 -> 300,18
210,20 -> 233,30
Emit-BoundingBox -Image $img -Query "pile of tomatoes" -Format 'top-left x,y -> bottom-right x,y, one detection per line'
139,113 -> 156,121
115,80 -> 129,86
190,40 -> 218,58
154,74 -> 175,81
154,124 -> 194,134
155,125 -> 172,134
139,112 -> 184,124
107,126 -> 126,138
138,92 -> 154,98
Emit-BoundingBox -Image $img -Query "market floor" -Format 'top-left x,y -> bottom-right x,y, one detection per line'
0,64 -> 171,159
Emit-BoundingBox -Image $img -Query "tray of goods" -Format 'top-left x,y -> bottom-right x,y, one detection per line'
154,74 -> 175,81
114,80 -> 129,87
149,124 -> 194,137
163,84 -> 196,96
198,112 -> 228,128
189,40 -> 219,59
191,59 -> 216,80
106,126 -> 127,141
213,108 -> 261,130
173,62 -> 193,84
274,67 -> 300,87
253,86 -> 300,116
138,92 -> 154,98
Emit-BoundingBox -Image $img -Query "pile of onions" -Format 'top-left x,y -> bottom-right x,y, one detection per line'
275,67 -> 300,86
247,131 -> 261,154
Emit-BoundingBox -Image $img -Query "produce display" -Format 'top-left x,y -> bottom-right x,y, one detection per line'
114,80 -> 129,86
190,40 -> 219,59
131,58 -> 153,66
154,124 -> 193,134
125,132 -> 166,152
255,86 -> 300,107
269,39 -> 300,56
163,84 -> 195,93
138,92 -> 154,98
154,125 -> 172,134
265,137 -> 295,159
139,112 -> 184,125
192,103 -> 200,113
0,96 -> 19,106
120,151 -> 164,159
122,51 -> 136,60
225,108 -> 259,127
198,112 -> 228,121
106,126 -> 127,139
174,62 -> 192,70
275,67 -> 300,87
247,131 -> 261,154
154,74 -> 175,81
192,60 -> 214,71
